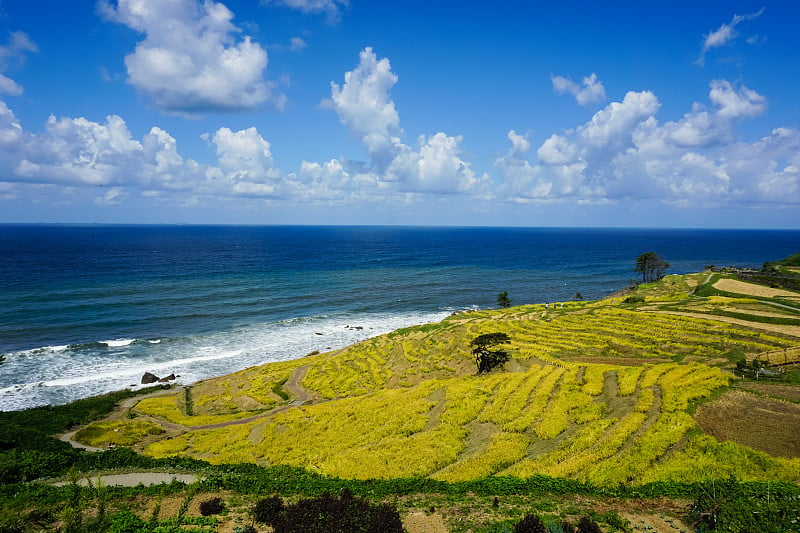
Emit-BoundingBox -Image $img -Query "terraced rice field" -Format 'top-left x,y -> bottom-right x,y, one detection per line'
78,274 -> 800,486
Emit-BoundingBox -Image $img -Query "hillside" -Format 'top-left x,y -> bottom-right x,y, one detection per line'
73,270 -> 800,487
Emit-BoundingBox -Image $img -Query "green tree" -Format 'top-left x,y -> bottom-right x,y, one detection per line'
634,252 -> 669,283
497,290 -> 512,308
470,333 -> 511,373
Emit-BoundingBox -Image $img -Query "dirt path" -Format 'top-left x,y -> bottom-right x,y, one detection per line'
62,364 -> 317,450
52,472 -> 200,487
179,365 -> 312,430
57,387 -> 182,450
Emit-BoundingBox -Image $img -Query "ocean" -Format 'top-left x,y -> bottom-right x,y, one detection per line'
1,225 -> 798,411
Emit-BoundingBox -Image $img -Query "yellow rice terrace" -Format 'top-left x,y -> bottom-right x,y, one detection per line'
74,271 -> 800,486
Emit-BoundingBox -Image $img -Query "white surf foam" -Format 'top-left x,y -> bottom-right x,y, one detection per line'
0,309 -> 452,411
102,339 -> 136,347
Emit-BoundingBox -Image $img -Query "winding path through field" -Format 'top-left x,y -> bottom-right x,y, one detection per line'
59,363 -> 316,450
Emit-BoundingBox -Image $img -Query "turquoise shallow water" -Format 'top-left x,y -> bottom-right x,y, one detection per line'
1,224 -> 798,410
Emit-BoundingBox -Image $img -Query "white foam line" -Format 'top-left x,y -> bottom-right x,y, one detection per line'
1,349 -> 244,390
102,339 -> 136,347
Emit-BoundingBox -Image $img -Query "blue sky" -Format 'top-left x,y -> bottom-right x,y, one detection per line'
0,0 -> 798,227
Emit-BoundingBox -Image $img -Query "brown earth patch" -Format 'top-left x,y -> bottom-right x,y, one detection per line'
649,311 -> 800,339
714,278 -> 800,299
695,389 -> 800,458
725,308 -> 800,319
403,511 -> 449,533
736,382 -> 800,403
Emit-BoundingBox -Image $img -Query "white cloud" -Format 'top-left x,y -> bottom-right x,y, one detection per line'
578,90 -> 660,148
102,0 -> 281,115
708,79 -> 766,119
551,73 -> 606,106
211,126 -> 283,197
698,8 -> 764,65
497,79 -> 797,208
290,36 -> 307,51
328,47 -> 401,166
0,31 -> 37,96
262,0 -> 348,22
495,130 -> 551,200
325,48 -> 484,195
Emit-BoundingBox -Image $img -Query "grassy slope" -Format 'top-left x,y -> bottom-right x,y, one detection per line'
78,272 -> 800,487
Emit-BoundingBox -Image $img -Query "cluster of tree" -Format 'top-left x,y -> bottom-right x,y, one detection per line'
634,252 -> 669,283
253,489 -> 403,533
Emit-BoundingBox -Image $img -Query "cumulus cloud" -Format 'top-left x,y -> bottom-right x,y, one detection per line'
0,95 -> 301,203
101,0 -> 281,115
328,47 -> 401,166
211,127 -> 283,197
698,7 -> 764,65
551,73 -> 606,106
497,79 -> 797,207
325,47 -> 484,194
0,31 -> 37,96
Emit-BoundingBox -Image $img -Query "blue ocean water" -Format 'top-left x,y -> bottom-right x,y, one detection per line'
1,225 -> 798,411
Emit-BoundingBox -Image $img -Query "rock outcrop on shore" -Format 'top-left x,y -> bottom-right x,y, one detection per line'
141,372 -> 176,384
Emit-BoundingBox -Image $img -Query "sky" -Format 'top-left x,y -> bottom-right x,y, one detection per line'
0,0 -> 798,228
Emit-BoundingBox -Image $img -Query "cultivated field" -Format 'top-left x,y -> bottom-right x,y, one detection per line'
73,272 -> 800,488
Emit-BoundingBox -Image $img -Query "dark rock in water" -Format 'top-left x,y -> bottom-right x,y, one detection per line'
158,373 -> 176,382
141,372 -> 159,384
315,332 -> 323,335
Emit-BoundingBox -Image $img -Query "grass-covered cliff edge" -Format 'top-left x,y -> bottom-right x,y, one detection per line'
2,265 -> 800,532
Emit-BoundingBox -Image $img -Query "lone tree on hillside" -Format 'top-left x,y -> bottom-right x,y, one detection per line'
497,290 -> 512,308
634,252 -> 669,283
470,332 -> 511,373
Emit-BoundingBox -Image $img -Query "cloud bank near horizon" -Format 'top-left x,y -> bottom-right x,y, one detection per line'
0,1 -> 796,223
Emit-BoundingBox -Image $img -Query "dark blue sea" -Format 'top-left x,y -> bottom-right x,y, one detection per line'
1,225 -> 798,411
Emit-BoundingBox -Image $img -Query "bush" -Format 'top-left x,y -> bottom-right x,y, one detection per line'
515,514 -> 547,533
262,490 -> 403,533
254,496 -> 284,525
199,497 -> 225,516
576,516 -> 602,533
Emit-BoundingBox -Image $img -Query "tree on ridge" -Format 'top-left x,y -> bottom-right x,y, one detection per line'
497,290 -> 512,308
634,251 -> 669,283
470,332 -> 511,373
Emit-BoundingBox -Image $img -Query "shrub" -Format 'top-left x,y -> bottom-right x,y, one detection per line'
576,516 -> 602,533
264,490 -> 403,533
515,514 -> 548,533
199,497 -> 225,516
254,496 -> 284,525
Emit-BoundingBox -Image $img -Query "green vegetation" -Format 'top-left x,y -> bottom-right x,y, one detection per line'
2,267 -> 800,531
634,252 -> 669,283
498,290 -> 512,308
471,332 -> 512,373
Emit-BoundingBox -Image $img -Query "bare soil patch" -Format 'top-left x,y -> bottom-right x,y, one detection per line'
695,389 -> 800,458
52,472 -> 200,487
724,307 -> 799,319
403,511 -> 449,533
714,278 -> 800,299
649,311 -> 800,339
737,382 -> 800,403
